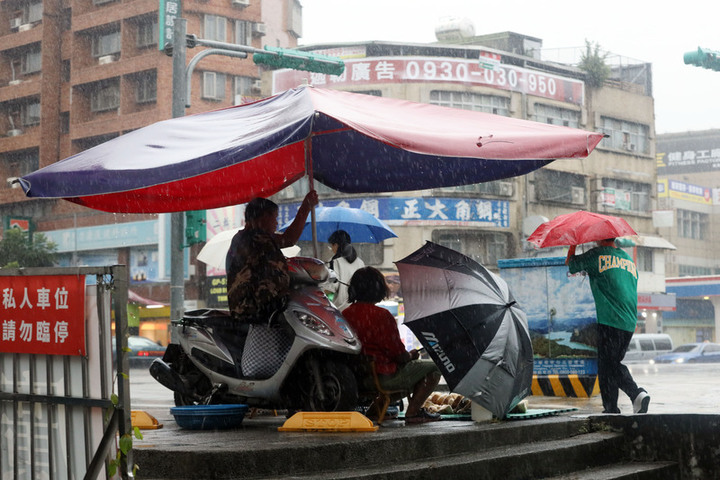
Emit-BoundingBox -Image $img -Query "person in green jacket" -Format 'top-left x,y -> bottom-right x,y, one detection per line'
566,238 -> 650,414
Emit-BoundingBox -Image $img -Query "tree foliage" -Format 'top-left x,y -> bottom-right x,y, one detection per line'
579,40 -> 610,88
0,228 -> 57,268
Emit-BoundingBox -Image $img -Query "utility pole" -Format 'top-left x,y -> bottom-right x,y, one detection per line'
169,19 -> 187,325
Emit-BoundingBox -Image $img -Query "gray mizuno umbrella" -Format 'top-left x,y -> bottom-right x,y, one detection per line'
395,242 -> 533,419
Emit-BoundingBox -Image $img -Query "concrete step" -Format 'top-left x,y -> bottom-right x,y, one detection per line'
134,417 -> 593,479
542,461 -> 680,479
272,431 -> 627,480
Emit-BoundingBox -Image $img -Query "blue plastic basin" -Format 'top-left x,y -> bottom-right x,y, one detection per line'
170,404 -> 249,430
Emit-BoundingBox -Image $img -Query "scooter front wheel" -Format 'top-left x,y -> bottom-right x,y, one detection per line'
299,360 -> 358,412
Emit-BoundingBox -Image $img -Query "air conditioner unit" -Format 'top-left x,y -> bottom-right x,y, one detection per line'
497,181 -> 513,197
98,54 -> 117,65
231,0 -> 249,6
252,22 -> 267,36
6,177 -> 20,188
18,23 -> 32,32
10,18 -> 22,30
251,79 -> 263,91
6,129 -> 23,137
571,186 -> 585,205
627,143 -> 637,151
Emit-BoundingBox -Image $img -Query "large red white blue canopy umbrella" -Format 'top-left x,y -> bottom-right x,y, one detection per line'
19,87 -> 604,213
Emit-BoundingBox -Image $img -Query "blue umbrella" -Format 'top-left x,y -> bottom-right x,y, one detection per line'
279,206 -> 397,244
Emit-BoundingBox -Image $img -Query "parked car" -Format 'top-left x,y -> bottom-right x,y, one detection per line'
623,334 -> 674,362
651,342 -> 720,364
112,335 -> 166,367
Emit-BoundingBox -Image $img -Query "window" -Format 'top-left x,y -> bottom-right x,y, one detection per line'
24,1 -> 43,23
430,91 -> 510,116
654,338 -> 672,351
434,180 -> 514,197
90,80 -> 120,112
602,178 -> 651,213
233,76 -> 257,100
433,230 -> 512,267
599,117 -> 649,154
92,30 -> 121,57
60,112 -> 69,134
21,101 -> 40,126
136,71 -> 157,103
22,48 -> 42,74
3,150 -> 39,178
636,248 -> 653,272
533,104 -> 580,128
202,72 -> 226,100
61,60 -> 70,82
534,170 -> 585,204
639,338 -> 654,351
137,21 -> 158,48
678,265 -> 715,276
677,209 -> 708,240
349,90 -> 382,97
234,20 -> 251,45
204,15 -> 226,42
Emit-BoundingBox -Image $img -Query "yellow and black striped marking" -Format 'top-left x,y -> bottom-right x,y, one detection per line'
531,374 -> 599,398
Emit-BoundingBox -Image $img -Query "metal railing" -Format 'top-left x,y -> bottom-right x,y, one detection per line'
0,265 -> 131,480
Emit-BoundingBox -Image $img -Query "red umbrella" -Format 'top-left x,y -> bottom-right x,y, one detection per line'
527,211 -> 637,248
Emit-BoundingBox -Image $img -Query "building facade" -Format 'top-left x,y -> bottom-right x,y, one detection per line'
657,130 -> 720,342
264,34 -> 672,331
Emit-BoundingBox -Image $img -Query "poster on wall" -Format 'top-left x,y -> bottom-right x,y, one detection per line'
0,275 -> 86,355
130,248 -> 160,283
499,258 -> 597,376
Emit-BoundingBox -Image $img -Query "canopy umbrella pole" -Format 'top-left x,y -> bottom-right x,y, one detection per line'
305,136 -> 319,258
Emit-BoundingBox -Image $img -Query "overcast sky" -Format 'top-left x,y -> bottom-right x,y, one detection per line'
299,0 -> 720,135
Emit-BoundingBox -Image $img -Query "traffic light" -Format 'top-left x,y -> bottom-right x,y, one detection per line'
185,210 -> 206,246
253,46 -> 345,76
683,47 -> 720,71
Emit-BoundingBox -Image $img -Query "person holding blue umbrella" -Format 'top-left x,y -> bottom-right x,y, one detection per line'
325,230 -> 365,312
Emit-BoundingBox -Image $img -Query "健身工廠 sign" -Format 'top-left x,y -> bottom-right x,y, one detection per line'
0,275 -> 86,356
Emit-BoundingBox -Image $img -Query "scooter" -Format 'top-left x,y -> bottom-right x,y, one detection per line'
150,256 -> 364,411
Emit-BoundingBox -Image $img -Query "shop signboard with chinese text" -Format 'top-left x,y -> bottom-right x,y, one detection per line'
0,275 -> 86,355
278,196 -> 510,229
657,179 -> 712,205
272,55 -> 584,106
657,135 -> 720,175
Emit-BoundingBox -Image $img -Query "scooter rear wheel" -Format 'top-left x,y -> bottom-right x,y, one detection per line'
299,360 -> 358,412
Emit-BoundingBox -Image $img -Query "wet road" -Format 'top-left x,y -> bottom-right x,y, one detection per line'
127,361 -> 720,418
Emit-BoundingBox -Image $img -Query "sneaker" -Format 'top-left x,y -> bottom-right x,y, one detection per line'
601,409 -> 621,414
404,408 -> 441,425
633,389 -> 650,414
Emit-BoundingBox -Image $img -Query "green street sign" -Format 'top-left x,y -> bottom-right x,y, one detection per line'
158,0 -> 181,51
253,46 -> 345,76
684,47 -> 720,72
184,209 -> 206,246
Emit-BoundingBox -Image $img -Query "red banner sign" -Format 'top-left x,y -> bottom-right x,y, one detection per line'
0,275 -> 86,355
272,56 -> 585,106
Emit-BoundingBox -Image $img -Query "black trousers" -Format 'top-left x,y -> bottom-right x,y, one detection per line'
596,323 -> 641,413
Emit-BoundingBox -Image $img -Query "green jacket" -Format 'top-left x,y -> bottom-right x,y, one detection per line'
568,246 -> 638,332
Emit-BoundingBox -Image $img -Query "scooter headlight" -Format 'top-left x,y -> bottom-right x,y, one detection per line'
295,311 -> 334,337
